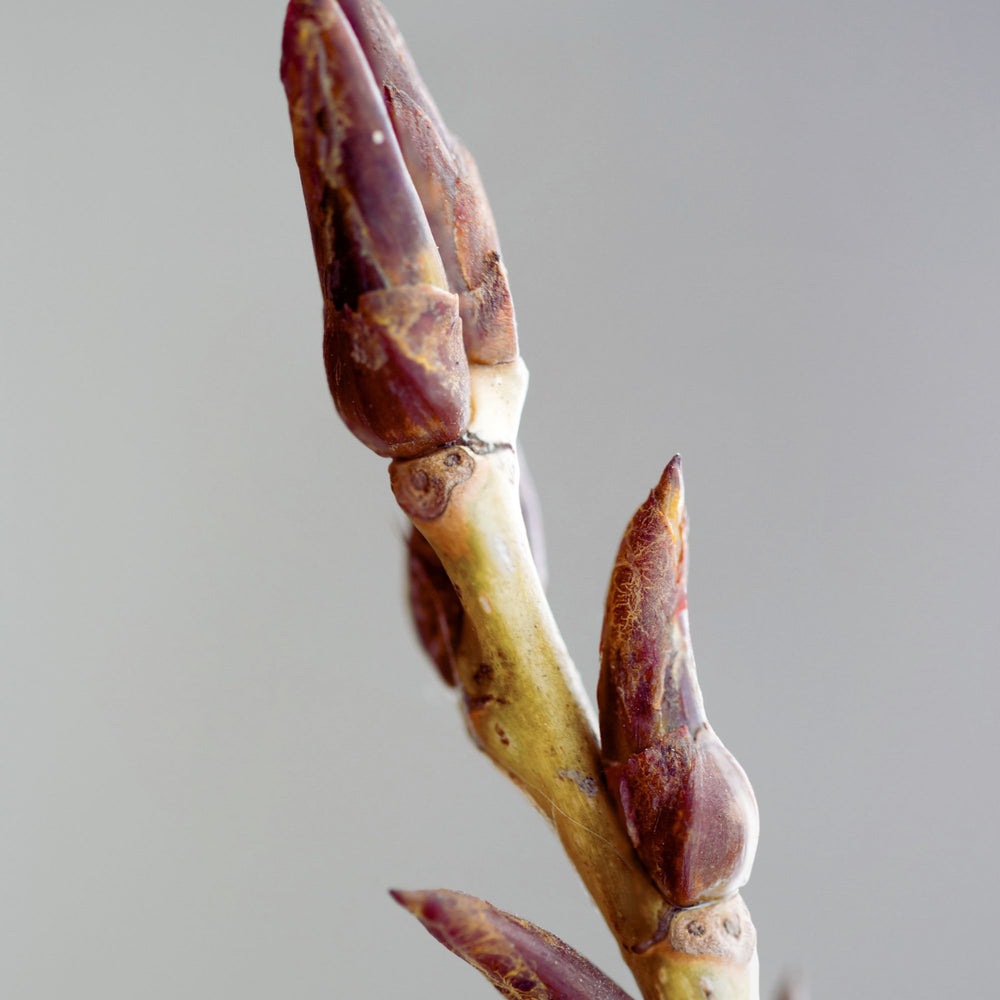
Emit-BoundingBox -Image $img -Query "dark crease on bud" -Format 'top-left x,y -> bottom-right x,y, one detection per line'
407,527 -> 463,685
598,456 -> 759,908
391,888 -> 635,1000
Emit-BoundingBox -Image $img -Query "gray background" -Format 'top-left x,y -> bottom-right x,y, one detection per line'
3,0 -> 998,997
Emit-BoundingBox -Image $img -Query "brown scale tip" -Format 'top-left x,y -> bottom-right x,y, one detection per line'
652,454 -> 684,537
390,888 -> 635,1000
598,457 -> 759,908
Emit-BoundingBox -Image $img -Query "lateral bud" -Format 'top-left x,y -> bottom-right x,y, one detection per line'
406,526 -> 464,685
391,888 -> 635,1000
598,456 -> 759,908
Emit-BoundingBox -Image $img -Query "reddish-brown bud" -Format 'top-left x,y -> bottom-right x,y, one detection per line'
406,526 -> 464,685
281,0 -> 470,457
338,0 -> 518,364
391,888 -> 634,1000
598,457 -> 759,908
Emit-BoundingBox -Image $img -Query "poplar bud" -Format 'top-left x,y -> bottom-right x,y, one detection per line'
598,457 -> 759,908
281,0 -> 468,457
391,888 -> 634,1000
282,0 -> 520,460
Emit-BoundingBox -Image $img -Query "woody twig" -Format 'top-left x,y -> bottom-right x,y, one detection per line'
281,2 -> 762,997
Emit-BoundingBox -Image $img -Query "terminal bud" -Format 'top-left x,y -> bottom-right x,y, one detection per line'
281,0 -> 469,457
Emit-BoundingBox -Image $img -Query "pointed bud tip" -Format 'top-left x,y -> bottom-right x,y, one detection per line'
655,454 -> 683,497
389,887 -> 444,924
652,454 -> 685,538
388,887 -> 417,910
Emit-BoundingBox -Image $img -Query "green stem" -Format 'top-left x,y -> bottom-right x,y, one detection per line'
390,444 -> 759,1000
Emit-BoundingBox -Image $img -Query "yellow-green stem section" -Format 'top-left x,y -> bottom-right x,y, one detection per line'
391,446 -> 758,1000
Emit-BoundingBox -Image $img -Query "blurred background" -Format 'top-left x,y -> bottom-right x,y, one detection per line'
3,1 -> 998,997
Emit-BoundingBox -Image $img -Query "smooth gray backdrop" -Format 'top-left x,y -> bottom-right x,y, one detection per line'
3,1 -> 998,997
